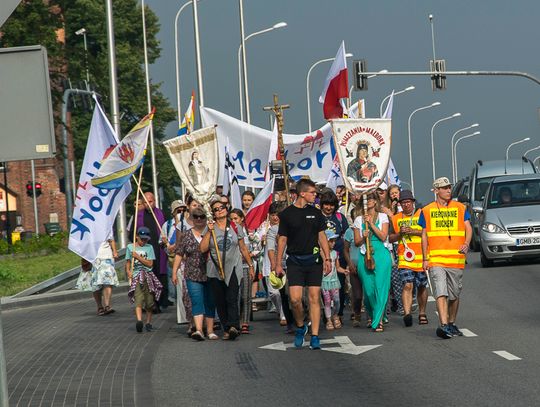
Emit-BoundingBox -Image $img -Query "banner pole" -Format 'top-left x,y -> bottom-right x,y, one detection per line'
131,174 -> 167,241
129,165 -> 145,285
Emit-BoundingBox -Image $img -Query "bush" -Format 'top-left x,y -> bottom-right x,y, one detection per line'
1,232 -> 68,257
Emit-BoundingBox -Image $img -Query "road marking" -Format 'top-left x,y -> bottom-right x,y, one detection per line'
493,351 -> 521,361
427,296 -> 435,302
459,328 -> 477,337
259,336 -> 381,355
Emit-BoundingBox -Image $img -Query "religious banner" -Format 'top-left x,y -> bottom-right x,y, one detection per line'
200,107 -> 333,187
331,118 -> 392,193
163,126 -> 219,203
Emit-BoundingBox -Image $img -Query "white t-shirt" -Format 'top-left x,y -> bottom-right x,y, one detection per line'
96,238 -> 114,260
352,213 -> 389,254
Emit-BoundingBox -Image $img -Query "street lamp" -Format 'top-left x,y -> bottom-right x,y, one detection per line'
75,28 -> 90,90
238,22 -> 287,122
534,155 -> 540,169
505,137 -> 530,173
431,113 -> 461,180
174,0 -> 199,126
451,123 -> 479,183
306,53 -> 353,133
348,69 -> 388,107
523,145 -> 540,157
407,102 -> 440,195
454,131 -> 481,179
379,86 -> 415,117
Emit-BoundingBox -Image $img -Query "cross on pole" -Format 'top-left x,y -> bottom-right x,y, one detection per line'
263,94 -> 291,204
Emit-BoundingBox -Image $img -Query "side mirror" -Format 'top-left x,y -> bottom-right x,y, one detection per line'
472,206 -> 484,214
457,194 -> 469,203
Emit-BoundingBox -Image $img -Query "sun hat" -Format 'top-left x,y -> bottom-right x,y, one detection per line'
170,199 -> 187,213
269,271 -> 287,290
377,182 -> 388,191
398,189 -> 416,202
432,177 -> 452,189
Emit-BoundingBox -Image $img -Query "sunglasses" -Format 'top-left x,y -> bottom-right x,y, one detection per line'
192,214 -> 206,220
212,205 -> 227,213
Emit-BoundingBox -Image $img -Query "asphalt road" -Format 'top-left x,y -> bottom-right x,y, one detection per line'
3,253 -> 540,406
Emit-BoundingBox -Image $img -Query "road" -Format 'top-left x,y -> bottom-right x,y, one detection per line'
3,253 -> 540,406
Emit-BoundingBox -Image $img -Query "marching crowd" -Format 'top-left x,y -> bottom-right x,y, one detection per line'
77,175 -> 472,348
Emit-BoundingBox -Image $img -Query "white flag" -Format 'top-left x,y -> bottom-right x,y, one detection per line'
326,158 -> 344,191
223,141 -> 242,210
385,158 -> 401,187
69,99 -> 132,262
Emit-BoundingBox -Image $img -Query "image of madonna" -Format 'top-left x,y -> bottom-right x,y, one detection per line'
346,142 -> 379,183
188,150 -> 209,185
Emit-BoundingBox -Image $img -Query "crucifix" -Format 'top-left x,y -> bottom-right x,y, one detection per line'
263,94 -> 291,204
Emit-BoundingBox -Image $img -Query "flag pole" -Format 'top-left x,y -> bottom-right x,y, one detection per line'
131,174 -> 167,241
129,165 -> 145,284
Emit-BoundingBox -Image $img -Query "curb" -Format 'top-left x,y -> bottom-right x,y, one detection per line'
1,283 -> 130,311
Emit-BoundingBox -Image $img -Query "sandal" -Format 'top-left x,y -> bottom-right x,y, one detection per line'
403,314 -> 413,327
373,323 -> 384,332
191,331 -> 205,341
419,314 -> 429,325
326,320 -> 334,331
241,324 -> 250,334
332,315 -> 342,329
97,307 -> 105,316
104,306 -> 115,315
207,333 -> 219,340
366,318 -> 372,328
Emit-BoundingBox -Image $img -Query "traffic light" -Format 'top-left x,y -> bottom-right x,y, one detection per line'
26,181 -> 42,197
353,59 -> 368,91
430,59 -> 447,90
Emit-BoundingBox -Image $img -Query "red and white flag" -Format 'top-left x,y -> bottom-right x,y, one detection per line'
245,178 -> 275,231
319,41 -> 349,120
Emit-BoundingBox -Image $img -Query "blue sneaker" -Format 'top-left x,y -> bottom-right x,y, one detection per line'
294,324 -> 308,348
448,323 -> 463,337
309,335 -> 321,350
436,324 -> 453,339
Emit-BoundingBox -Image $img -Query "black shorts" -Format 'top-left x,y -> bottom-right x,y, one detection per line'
286,262 -> 323,287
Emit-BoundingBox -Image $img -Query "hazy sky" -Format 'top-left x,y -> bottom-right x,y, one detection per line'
144,0 -> 540,203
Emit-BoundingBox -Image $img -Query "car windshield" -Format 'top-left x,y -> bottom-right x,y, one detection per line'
475,177 -> 493,201
487,180 -> 540,208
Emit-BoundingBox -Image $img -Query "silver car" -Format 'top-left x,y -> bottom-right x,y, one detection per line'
478,173 -> 540,267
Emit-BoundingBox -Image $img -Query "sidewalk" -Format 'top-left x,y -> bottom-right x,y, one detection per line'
2,296 -> 175,406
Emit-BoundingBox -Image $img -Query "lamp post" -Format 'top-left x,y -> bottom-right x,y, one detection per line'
407,102 -> 440,195
75,28 -> 90,90
238,22 -> 287,122
193,0 -> 204,108
451,123 -> 479,182
174,0 -> 199,126
505,137 -> 530,173
454,131 -> 481,179
523,145 -> 540,157
431,113 -> 461,180
306,53 -> 353,133
379,86 -> 415,118
141,0 -> 159,206
534,155 -> 540,169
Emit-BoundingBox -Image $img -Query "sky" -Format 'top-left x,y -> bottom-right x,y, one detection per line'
144,0 -> 540,203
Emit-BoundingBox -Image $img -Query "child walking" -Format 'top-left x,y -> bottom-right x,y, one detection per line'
323,230 -> 349,331
126,227 -> 163,333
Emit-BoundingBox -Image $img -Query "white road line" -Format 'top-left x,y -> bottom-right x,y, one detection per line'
427,296 -> 435,302
493,351 -> 522,361
459,328 -> 477,337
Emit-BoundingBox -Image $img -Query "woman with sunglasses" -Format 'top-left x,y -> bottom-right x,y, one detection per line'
173,207 -> 217,341
200,196 -> 255,340
353,192 -> 392,332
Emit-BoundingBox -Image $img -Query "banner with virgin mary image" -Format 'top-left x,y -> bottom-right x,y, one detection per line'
330,119 -> 392,193
163,126 -> 219,203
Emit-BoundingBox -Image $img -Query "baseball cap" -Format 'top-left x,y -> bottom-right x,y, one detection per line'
170,199 -> 187,213
269,271 -> 287,290
137,226 -> 151,240
432,177 -> 452,189
398,189 -> 415,202
377,182 -> 388,191
325,229 -> 339,240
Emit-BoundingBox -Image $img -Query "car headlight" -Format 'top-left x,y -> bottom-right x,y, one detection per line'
481,222 -> 505,234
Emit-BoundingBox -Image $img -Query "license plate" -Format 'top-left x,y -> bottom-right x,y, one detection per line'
516,237 -> 540,246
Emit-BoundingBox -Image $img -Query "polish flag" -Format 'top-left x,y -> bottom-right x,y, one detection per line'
245,178 -> 275,231
319,41 -> 349,120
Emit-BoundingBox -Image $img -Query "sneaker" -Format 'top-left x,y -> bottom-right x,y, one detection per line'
309,335 -> 321,350
436,324 -> 453,339
294,324 -> 308,348
145,323 -> 153,332
448,323 -> 463,337
268,304 -> 277,313
411,302 -> 418,312
228,327 -> 239,340
136,320 -> 143,333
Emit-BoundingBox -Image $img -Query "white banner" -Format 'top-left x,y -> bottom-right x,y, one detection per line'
69,100 -> 132,262
331,118 -> 392,193
163,126 -> 219,204
200,107 -> 334,188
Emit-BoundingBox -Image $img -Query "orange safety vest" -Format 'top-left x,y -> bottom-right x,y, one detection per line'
392,209 -> 423,271
422,200 -> 467,269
